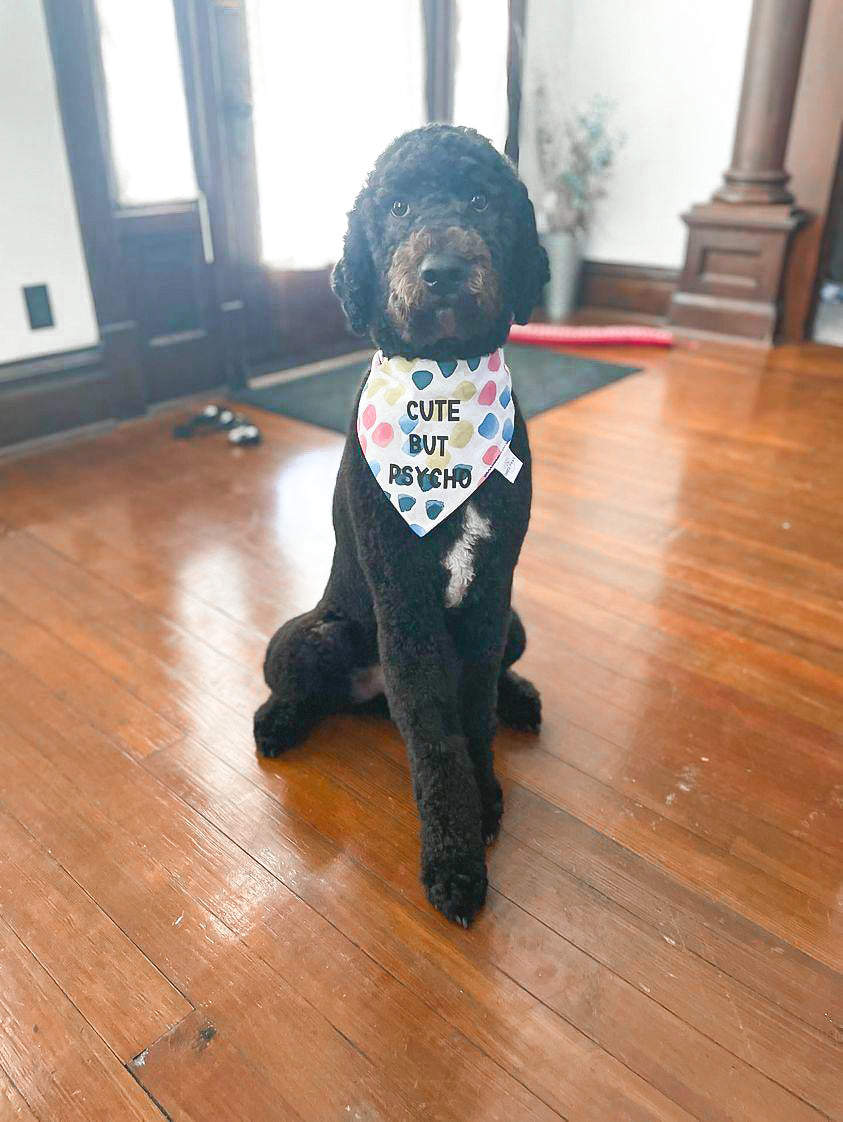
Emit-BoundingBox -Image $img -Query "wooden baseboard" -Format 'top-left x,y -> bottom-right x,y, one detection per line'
0,347 -> 113,451
579,260 -> 679,319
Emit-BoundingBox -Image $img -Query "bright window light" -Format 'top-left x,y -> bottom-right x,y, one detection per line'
95,0 -> 198,206
453,0 -> 510,152
245,0 -> 425,269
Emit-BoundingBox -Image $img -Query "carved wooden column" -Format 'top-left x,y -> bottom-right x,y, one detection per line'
669,0 -> 812,341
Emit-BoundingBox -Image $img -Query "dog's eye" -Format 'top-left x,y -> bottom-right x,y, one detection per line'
391,199 -> 409,218
470,192 -> 488,212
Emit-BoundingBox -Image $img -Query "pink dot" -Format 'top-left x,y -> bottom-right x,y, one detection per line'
483,445 -> 500,465
372,422 -> 394,447
361,404 -> 376,429
478,379 -> 497,405
488,350 -> 501,372
359,433 -> 367,454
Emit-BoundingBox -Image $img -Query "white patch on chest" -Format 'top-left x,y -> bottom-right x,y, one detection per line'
443,502 -> 492,607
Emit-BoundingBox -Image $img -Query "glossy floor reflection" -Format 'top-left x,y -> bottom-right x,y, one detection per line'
0,338 -> 841,1121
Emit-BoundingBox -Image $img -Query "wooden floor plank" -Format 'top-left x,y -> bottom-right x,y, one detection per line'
0,919 -> 164,1122
145,733 -> 834,1121
0,807 -> 192,1061
1,338 -> 841,1121
0,1069 -> 38,1122
2,527 -> 837,968
0,667 -> 682,1121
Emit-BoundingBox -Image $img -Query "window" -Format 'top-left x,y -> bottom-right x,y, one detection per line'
245,0 -> 425,270
453,0 -> 510,152
95,0 -> 197,206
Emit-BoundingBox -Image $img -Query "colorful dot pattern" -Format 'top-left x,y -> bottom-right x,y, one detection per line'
357,348 -> 516,536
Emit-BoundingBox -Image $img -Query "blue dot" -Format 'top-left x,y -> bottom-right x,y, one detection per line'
412,369 -> 433,390
410,523 -> 425,536
502,417 -> 514,442
402,438 -> 421,457
437,360 -> 457,378
499,386 -> 511,408
398,413 -> 418,434
398,495 -> 416,511
478,413 -> 499,438
368,460 -> 381,476
467,356 -> 481,371
420,473 -> 437,491
455,463 -> 472,484
425,499 -> 444,520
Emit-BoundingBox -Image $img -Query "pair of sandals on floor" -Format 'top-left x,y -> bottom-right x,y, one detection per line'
173,404 -> 261,446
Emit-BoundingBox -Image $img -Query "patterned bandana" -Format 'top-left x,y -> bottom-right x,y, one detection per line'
356,348 -> 516,536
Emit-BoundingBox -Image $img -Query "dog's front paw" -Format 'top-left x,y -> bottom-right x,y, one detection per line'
422,850 -> 488,928
497,670 -> 542,732
254,695 -> 307,758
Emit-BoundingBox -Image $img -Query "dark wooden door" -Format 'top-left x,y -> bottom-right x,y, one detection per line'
91,0 -> 228,404
45,0 -> 242,409
114,202 -> 219,404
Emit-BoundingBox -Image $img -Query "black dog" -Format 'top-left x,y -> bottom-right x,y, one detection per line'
255,125 -> 549,926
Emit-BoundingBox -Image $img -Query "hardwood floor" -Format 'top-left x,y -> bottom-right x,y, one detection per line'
0,338 -> 841,1121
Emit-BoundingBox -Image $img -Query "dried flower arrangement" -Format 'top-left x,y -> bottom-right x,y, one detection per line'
534,83 -> 624,235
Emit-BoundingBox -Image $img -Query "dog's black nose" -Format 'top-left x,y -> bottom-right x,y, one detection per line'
420,254 -> 466,293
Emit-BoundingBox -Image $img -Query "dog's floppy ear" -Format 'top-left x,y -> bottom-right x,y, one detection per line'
331,199 -> 374,336
511,185 -> 550,324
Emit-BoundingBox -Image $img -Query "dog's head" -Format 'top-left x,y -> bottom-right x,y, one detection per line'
332,125 -> 549,360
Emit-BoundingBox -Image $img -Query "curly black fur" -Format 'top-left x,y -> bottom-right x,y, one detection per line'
256,125 -> 547,927
331,124 -> 549,359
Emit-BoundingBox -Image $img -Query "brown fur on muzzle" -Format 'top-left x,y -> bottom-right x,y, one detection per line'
387,226 -> 502,342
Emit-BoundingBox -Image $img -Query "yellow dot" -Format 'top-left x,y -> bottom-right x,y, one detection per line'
450,419 -> 474,448
427,449 -> 451,469
383,383 -> 404,405
453,381 -> 476,401
365,376 -> 386,398
391,357 -> 413,374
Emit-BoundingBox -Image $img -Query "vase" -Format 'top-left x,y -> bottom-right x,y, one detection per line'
540,231 -> 580,321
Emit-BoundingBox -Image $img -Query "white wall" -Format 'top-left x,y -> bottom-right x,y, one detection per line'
0,0 -> 99,364
520,0 -> 753,268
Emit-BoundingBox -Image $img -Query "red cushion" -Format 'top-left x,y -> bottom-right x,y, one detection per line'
509,322 -> 674,347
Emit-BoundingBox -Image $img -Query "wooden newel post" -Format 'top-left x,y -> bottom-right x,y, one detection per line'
669,0 -> 812,341
715,0 -> 812,205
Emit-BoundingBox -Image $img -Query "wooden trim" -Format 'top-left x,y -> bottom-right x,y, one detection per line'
0,350 -> 112,450
41,0 -> 146,418
173,0 -> 248,387
578,261 -> 678,319
0,346 -> 103,388
505,0 -> 526,164
423,0 -> 456,122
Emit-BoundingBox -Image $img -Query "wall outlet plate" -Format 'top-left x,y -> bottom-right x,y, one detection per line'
23,284 -> 54,330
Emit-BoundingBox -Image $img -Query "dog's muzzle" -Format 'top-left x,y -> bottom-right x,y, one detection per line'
387,226 -> 502,342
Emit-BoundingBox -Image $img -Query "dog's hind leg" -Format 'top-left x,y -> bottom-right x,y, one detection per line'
254,606 -> 358,758
497,609 -> 542,732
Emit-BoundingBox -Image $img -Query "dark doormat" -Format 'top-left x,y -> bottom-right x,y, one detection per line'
233,344 -> 640,434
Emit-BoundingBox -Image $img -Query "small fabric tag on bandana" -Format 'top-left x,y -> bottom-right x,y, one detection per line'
494,446 -> 523,483
357,348 -> 515,536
